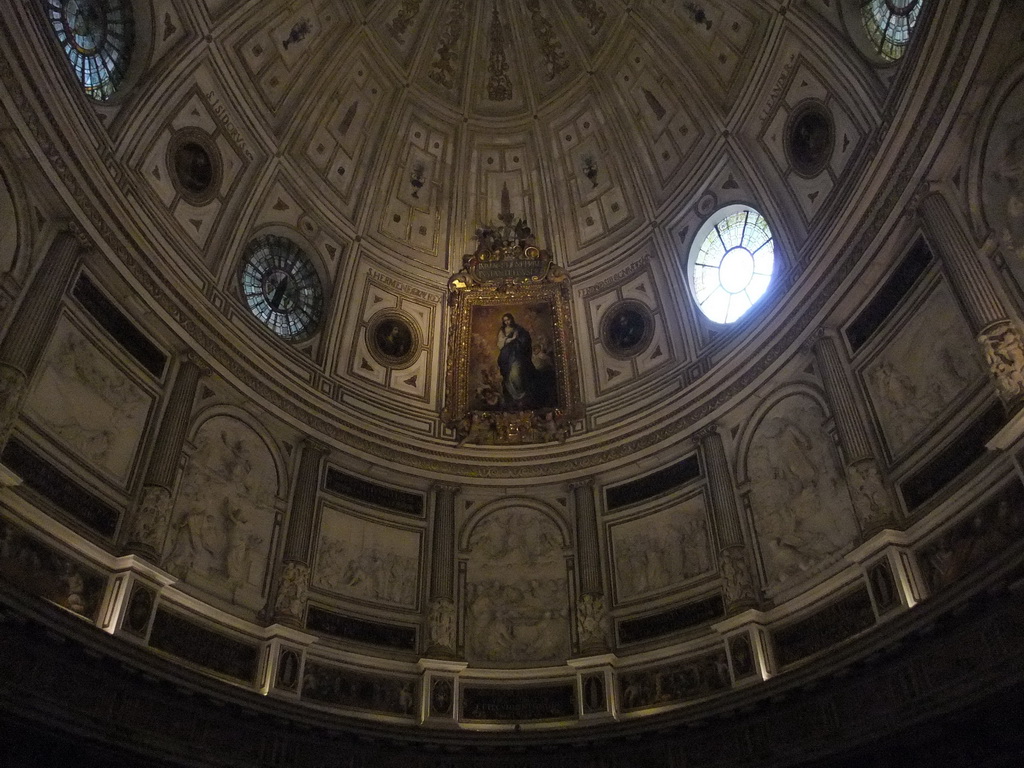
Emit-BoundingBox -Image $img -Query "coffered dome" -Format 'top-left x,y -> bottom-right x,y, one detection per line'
3,0 -> 1024,765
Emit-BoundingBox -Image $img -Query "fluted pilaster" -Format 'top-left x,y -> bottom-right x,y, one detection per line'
697,426 -> 758,613
810,331 -> 898,535
123,355 -> 206,558
0,232 -> 80,450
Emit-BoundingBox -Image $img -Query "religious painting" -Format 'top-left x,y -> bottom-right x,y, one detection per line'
443,222 -> 582,445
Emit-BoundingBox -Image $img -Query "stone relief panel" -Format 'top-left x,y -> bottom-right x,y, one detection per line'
758,56 -> 863,225
609,495 -> 714,604
0,516 -> 107,622
374,110 -> 453,263
136,77 -> 252,256
312,505 -> 421,610
343,267 -> 440,404
234,0 -> 347,116
745,393 -> 859,589
463,506 -> 570,664
609,37 -> 705,204
551,102 -> 639,254
162,415 -> 279,612
861,283 -> 984,458
582,254 -> 676,394
298,49 -> 395,221
23,315 -> 153,488
981,74 -> 1024,288
469,2 -> 529,115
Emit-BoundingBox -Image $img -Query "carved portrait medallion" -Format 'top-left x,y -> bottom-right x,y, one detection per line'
167,128 -> 222,206
601,300 -> 654,359
785,100 -> 834,178
367,310 -> 420,367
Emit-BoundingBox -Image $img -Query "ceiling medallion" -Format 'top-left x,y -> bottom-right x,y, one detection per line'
443,190 -> 582,445
367,310 -> 420,368
785,100 -> 835,178
601,300 -> 655,359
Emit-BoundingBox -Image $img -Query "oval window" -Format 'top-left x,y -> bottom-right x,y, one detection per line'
689,206 -> 775,324
46,0 -> 135,101
861,0 -> 923,62
240,235 -> 324,341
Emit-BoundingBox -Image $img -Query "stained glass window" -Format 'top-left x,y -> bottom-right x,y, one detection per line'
240,235 -> 324,341
46,0 -> 134,101
861,0 -> 922,62
690,207 -> 775,324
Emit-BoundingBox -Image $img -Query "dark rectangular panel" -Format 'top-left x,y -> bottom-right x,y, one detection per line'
617,594 -> 724,645
846,238 -> 933,352
900,402 -> 1005,511
72,273 -> 167,378
461,683 -> 575,721
305,605 -> 417,651
605,455 -> 701,511
773,588 -> 876,668
2,438 -> 120,537
148,609 -> 259,683
301,661 -> 417,716
323,468 -> 424,516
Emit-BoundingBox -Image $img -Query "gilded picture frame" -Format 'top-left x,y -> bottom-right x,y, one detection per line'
443,242 -> 582,445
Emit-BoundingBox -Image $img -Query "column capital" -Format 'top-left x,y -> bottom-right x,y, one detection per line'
568,477 -> 595,493
693,422 -> 720,443
182,351 -> 213,377
431,481 -> 461,497
299,436 -> 332,457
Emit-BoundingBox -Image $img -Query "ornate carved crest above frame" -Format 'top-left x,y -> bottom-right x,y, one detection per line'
443,214 -> 582,445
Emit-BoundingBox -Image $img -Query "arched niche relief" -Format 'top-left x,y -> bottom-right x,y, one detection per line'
457,499 -> 573,666
0,155 -> 32,293
160,407 -> 288,614
968,60 -> 1024,307
735,384 -> 859,595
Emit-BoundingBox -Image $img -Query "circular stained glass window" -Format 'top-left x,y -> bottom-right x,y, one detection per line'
240,235 -> 324,341
46,0 -> 134,101
689,206 -> 775,324
861,0 -> 922,62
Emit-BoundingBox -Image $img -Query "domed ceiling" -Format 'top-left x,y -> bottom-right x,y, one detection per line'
20,0 -> 885,478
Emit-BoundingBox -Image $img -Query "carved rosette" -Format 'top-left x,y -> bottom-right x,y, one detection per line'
846,459 -> 896,534
427,597 -> 457,654
0,363 -> 27,450
273,561 -> 310,625
127,484 -> 173,558
720,546 -> 758,612
575,593 -> 610,653
979,320 -> 1024,411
